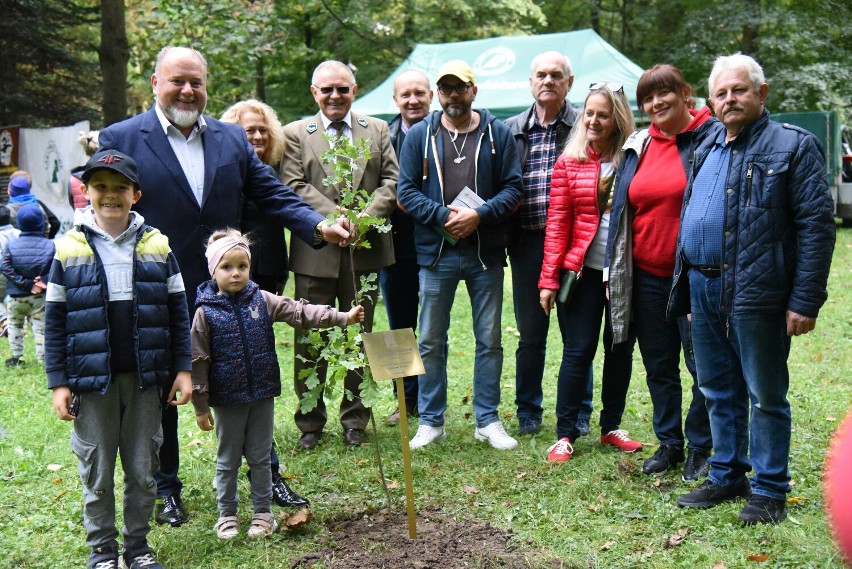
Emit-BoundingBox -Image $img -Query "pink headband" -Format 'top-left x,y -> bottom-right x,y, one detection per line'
205,236 -> 251,276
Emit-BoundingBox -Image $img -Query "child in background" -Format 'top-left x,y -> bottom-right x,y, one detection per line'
46,150 -> 192,569
192,229 -> 363,539
0,205 -> 21,337
1,204 -> 53,366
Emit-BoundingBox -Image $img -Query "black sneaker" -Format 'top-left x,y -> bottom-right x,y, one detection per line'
88,545 -> 119,569
575,415 -> 591,437
682,448 -> 711,482
642,444 -> 684,474
739,494 -> 787,525
677,478 -> 752,508
4,356 -> 23,367
123,550 -> 163,569
517,417 -> 541,435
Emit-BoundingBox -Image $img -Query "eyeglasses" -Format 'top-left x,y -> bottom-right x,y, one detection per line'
437,83 -> 472,96
314,85 -> 352,95
589,81 -> 624,94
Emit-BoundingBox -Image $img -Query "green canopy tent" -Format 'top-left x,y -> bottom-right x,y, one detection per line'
352,29 -> 646,121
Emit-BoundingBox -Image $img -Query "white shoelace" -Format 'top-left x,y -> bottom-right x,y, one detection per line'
547,439 -> 574,454
607,429 -> 632,441
93,562 -> 117,569
129,553 -> 158,568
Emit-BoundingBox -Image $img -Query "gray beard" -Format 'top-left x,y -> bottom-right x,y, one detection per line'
164,105 -> 200,129
444,103 -> 470,118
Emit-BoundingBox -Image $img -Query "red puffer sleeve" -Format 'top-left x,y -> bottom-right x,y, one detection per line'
539,155 -> 575,290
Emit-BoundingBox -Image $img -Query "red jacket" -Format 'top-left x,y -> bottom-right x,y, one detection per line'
539,148 -> 602,291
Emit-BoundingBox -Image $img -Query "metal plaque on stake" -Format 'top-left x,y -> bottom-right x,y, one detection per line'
362,328 -> 424,538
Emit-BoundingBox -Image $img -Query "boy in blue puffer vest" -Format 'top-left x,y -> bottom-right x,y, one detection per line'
1,203 -> 53,366
192,229 -> 363,540
45,150 -> 192,569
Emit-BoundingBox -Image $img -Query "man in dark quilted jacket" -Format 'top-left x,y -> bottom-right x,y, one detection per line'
675,53 -> 835,526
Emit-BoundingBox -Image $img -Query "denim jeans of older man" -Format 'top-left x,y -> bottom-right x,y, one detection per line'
689,269 -> 792,500
509,230 -> 593,433
416,246 -> 504,428
632,269 -> 711,450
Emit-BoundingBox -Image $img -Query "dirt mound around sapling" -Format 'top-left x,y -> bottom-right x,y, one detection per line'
291,509 -> 562,568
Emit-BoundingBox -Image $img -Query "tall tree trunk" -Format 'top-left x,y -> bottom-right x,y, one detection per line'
100,0 -> 128,125
741,0 -> 760,56
255,56 -> 266,101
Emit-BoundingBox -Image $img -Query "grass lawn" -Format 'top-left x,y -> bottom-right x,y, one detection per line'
0,225 -> 849,568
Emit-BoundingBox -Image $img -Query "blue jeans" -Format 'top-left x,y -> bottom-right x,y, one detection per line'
380,257 -> 420,411
508,230 -> 592,425
689,269 -> 792,499
555,268 -> 634,439
417,247 -> 504,428
633,269 -> 711,450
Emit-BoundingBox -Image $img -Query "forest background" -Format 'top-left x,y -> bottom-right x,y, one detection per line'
1,0 -> 850,129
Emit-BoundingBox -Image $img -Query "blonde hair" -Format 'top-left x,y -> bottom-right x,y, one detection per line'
562,85 -> 635,166
10,170 -> 32,184
220,99 -> 285,166
77,131 -> 100,157
207,228 -> 252,249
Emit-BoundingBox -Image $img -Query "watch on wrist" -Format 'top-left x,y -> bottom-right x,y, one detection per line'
313,222 -> 324,245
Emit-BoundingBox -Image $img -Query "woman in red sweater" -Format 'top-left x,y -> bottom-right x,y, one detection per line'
538,83 -> 637,462
605,65 -> 717,481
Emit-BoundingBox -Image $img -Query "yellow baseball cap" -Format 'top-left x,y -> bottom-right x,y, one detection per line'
436,60 -> 475,85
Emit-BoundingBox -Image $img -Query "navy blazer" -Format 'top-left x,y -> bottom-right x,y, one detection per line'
99,107 -> 324,308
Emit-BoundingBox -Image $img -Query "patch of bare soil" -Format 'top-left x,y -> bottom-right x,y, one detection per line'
291,509 -> 562,569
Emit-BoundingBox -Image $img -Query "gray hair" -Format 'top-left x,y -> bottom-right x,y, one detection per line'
708,53 -> 765,96
154,46 -> 208,77
311,60 -> 355,86
529,51 -> 572,77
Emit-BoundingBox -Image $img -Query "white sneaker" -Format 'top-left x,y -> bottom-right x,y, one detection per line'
247,512 -> 278,539
409,425 -> 446,449
474,421 -> 518,450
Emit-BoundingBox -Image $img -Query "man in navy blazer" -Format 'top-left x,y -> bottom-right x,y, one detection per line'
99,46 -> 349,526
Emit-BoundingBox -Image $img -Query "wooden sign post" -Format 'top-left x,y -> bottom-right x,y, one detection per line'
362,328 -> 424,539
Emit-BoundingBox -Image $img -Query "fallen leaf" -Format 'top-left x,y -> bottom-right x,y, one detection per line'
600,540 -> 615,551
664,527 -> 690,548
516,472 -> 528,479
625,510 -> 646,519
281,507 -> 312,529
186,439 -> 204,447
47,464 -> 64,472
53,477 -> 62,484
747,553 -> 769,562
712,562 -> 727,569
815,352 -> 823,362
587,505 -> 601,513
503,500 -> 516,507
827,416 -> 837,422
464,412 -> 472,419
1,471 -> 13,481
462,485 -> 480,494
653,478 -> 661,487
617,460 -> 636,473
53,490 -> 68,501
386,480 -> 399,489
787,496 -> 806,503
461,396 -> 470,405
505,326 -> 517,333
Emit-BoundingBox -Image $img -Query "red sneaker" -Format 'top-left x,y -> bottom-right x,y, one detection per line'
600,430 -> 643,453
547,437 -> 573,462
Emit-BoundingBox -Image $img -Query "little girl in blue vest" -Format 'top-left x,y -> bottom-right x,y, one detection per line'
191,229 -> 363,539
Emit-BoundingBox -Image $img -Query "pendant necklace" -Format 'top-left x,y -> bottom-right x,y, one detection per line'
448,116 -> 473,164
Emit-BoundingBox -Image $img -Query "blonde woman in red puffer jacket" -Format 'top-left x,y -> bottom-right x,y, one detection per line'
537,83 -> 637,463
